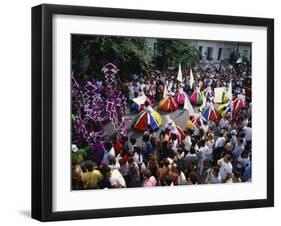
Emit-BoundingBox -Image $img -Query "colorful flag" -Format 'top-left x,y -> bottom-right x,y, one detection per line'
202,86 -> 214,102
214,87 -> 229,103
190,67 -> 195,89
233,96 -> 246,113
177,63 -> 183,84
183,93 -> 194,115
216,101 -> 232,118
227,80 -> 233,101
202,105 -> 219,122
131,96 -> 151,112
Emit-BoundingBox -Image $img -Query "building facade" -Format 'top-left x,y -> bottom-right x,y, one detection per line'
191,40 -> 251,62
146,38 -> 251,63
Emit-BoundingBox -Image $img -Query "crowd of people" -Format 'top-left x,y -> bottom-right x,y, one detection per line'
72,60 -> 252,190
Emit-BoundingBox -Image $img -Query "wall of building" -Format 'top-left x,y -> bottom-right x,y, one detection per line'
146,38 -> 251,63
192,40 -> 251,62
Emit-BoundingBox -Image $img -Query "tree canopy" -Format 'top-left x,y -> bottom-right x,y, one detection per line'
72,35 -> 150,80
72,35 -> 200,80
153,39 -> 200,70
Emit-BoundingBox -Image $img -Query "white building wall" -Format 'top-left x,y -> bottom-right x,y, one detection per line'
192,40 -> 250,62
146,38 -> 251,63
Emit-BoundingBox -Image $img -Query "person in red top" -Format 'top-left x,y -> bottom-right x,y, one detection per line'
112,135 -> 123,156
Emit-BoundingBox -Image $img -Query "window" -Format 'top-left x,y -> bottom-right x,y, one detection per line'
217,48 -> 222,60
198,46 -> 203,59
207,47 -> 213,60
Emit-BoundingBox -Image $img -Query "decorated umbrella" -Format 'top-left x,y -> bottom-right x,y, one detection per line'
168,125 -> 185,144
175,87 -> 186,105
132,106 -> 162,132
131,95 -> 151,112
233,95 -> 246,113
159,96 -> 178,112
202,79 -> 213,89
191,113 -> 207,127
202,105 -> 220,122
216,101 -> 232,117
164,115 -> 185,143
202,86 -> 214,102
190,88 -> 203,106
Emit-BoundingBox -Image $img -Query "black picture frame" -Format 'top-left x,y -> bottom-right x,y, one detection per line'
32,4 -> 274,222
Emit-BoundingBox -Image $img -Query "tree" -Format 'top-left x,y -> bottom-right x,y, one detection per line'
228,43 -> 240,65
72,35 -> 150,80
154,39 -> 200,70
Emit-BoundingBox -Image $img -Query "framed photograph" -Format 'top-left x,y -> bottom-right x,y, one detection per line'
32,4 -> 274,221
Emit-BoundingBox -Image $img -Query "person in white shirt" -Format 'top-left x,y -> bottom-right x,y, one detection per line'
197,141 -> 210,175
202,121 -> 209,136
213,131 -> 226,163
215,132 -> 226,149
243,125 -> 252,150
108,155 -> 120,170
230,130 -> 237,150
205,166 -> 222,184
206,133 -> 215,160
102,143 -> 115,166
237,151 -> 251,169
170,133 -> 178,154
232,138 -> 244,160
177,171 -> 187,185
243,126 -> 252,142
193,123 -> 200,137
105,167 -> 126,188
219,116 -> 229,130
184,147 -> 198,165
217,154 -> 233,182
132,146 -> 144,166
183,131 -> 192,152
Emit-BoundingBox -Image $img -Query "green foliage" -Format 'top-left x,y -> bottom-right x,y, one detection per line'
72,35 -> 150,80
71,148 -> 87,163
154,39 -> 200,70
242,53 -> 248,62
72,36 -> 200,78
228,50 -> 239,65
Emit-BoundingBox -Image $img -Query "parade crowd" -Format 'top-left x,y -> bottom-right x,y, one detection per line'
72,60 -> 252,190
